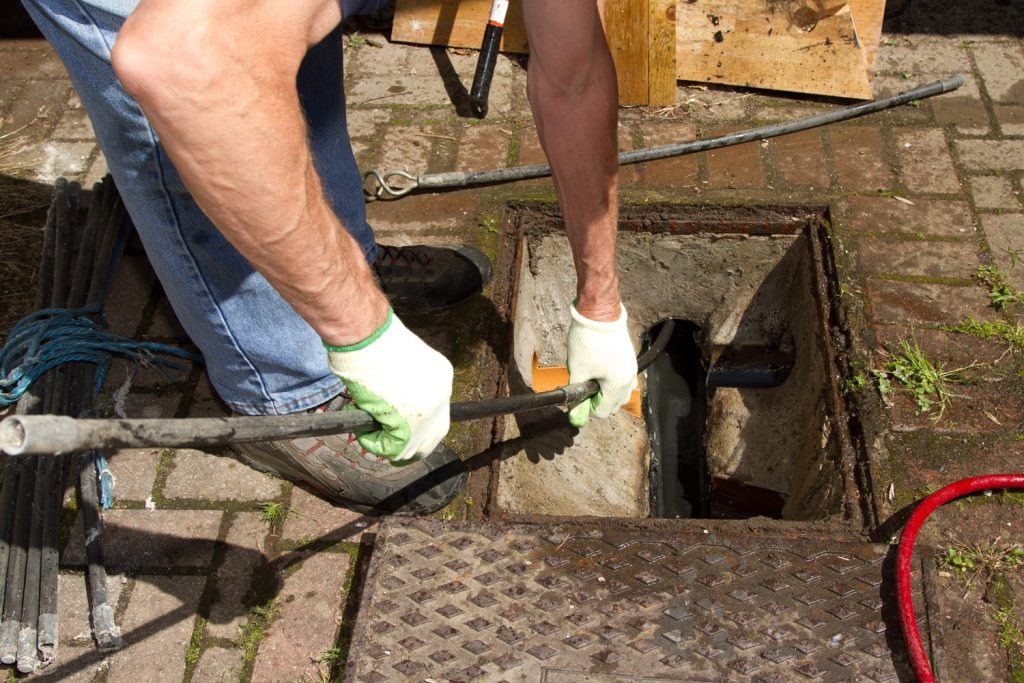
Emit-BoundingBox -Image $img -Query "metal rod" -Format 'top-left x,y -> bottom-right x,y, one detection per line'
365,76 -> 966,200
0,457 -> 35,664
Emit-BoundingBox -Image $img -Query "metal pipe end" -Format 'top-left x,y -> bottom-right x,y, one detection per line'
0,417 -> 26,456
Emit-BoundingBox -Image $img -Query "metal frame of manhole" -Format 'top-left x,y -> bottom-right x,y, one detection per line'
483,202 -> 873,534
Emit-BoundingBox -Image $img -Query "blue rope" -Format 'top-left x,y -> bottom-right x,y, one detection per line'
0,305 -> 201,407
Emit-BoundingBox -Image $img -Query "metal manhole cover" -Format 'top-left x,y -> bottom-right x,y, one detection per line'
344,519 -> 934,682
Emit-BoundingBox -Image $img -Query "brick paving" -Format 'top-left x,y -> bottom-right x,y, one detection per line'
0,5 -> 1022,682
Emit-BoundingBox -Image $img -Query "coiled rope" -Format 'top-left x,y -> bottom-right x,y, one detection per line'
0,305 -> 200,408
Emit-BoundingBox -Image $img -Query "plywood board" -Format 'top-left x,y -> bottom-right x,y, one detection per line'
676,0 -> 874,100
849,0 -> 885,69
392,0 -> 528,53
603,0 -> 650,104
648,0 -> 679,104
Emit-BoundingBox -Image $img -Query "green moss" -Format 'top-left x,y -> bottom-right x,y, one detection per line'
990,575 -> 1024,683
183,615 -> 208,678
237,598 -> 281,669
944,317 -> 1024,352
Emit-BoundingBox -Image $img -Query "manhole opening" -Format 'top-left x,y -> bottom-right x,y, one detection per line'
494,203 -> 856,524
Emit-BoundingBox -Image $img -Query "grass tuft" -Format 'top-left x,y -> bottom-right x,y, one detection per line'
874,338 -> 974,420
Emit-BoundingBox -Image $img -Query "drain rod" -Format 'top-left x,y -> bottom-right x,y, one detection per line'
364,75 -> 965,200
0,322 -> 676,456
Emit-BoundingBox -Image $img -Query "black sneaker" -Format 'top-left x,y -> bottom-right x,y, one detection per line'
372,244 -> 492,316
231,397 -> 467,515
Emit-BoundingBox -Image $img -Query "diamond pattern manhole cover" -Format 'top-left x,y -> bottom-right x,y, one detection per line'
344,519 -> 934,682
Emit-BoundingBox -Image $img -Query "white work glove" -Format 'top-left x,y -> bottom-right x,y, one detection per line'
325,309 -> 452,462
566,302 -> 639,427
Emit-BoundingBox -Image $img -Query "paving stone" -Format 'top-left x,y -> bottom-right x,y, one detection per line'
767,129 -> 829,190
3,140 -> 95,183
995,104 -> 1024,136
875,37 -> 973,76
192,646 -> 245,683
62,509 -> 223,569
145,292 -> 189,339
187,374 -> 231,419
857,238 -> 981,279
866,279 -> 996,324
112,389 -> 182,420
82,151 -> 110,188
933,94 -> 992,135
848,196 -> 975,238
345,38 -> 414,76
956,139 -> 1024,173
981,213 -> 1024,290
705,128 -> 764,190
972,42 -> 1024,103
106,448 -> 162,502
52,96 -> 94,141
970,175 -> 1022,210
281,485 -> 379,544
638,121 -> 700,188
206,512 -> 273,641
347,75 -> 456,106
103,253 -> 156,337
895,129 -> 961,194
164,449 -> 281,502
366,189 -> 481,232
456,124 -> 512,173
250,552 -> 351,683
830,126 -> 894,192
345,107 -> 390,139
377,124 -> 436,187
0,79 -> 69,135
0,44 -> 69,80
107,575 -> 206,683
516,125 -> 548,167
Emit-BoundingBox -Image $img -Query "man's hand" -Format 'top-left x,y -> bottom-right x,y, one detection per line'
326,310 -> 452,461
566,303 -> 638,427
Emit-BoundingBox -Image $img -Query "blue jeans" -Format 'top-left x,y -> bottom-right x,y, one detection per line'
22,0 -> 385,415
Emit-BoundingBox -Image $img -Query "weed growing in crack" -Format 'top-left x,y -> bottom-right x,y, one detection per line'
938,538 -> 1024,589
259,501 -> 286,524
874,338 -> 975,420
977,265 -> 1024,310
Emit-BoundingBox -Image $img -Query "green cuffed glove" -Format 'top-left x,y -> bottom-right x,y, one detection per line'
566,302 -> 639,428
325,309 -> 453,462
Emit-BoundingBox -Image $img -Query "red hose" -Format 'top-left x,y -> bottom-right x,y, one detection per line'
897,473 -> 1024,682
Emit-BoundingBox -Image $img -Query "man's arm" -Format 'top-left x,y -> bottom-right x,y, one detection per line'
521,0 -> 620,322
522,1 -> 638,425
112,0 -> 387,347
111,0 -> 451,460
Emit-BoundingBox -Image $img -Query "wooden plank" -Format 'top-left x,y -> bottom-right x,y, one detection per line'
602,0 -> 650,105
648,0 -> 678,105
676,0 -> 873,100
849,0 -> 886,69
392,0 -> 528,53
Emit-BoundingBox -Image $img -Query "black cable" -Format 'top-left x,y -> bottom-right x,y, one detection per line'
2,321 -> 677,454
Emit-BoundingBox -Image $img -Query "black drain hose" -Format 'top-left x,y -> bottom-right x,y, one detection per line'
0,322 -> 676,455
364,76 -> 965,201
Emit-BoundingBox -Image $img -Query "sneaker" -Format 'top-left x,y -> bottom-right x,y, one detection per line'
231,397 -> 467,515
372,244 -> 492,316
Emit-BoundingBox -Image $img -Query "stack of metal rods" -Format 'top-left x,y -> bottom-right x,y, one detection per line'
0,176 -> 125,672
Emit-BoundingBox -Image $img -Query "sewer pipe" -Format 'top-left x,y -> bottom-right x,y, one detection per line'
364,76 -> 965,200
